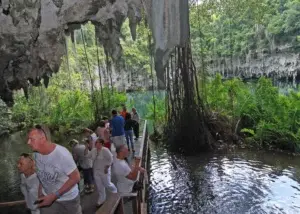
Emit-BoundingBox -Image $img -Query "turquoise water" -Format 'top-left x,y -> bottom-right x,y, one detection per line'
126,90 -> 165,119
127,90 -> 165,133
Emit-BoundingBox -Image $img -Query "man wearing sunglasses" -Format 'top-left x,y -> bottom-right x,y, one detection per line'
27,125 -> 82,214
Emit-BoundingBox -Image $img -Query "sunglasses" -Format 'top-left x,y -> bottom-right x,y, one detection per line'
35,124 -> 48,140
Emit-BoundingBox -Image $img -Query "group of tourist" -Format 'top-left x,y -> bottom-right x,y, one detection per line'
17,107 -> 145,214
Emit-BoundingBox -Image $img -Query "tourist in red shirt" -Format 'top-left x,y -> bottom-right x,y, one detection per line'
120,106 -> 127,119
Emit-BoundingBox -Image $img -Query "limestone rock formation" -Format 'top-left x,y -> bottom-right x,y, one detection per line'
142,0 -> 189,88
207,45 -> 300,81
0,0 -> 142,106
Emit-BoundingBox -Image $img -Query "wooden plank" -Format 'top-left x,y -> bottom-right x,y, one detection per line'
136,120 -> 147,181
141,203 -> 147,214
0,200 -> 25,207
132,196 -> 138,214
96,193 -> 122,214
139,120 -> 147,157
142,128 -> 149,203
137,191 -> 142,214
116,198 -> 125,214
120,192 -> 138,197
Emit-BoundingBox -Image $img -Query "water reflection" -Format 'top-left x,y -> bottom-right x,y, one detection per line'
149,146 -> 300,214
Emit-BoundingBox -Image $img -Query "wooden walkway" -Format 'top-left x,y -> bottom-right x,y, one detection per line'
80,137 -> 143,214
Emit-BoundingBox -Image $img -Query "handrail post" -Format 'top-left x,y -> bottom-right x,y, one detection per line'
132,196 -> 138,214
116,198 -> 124,214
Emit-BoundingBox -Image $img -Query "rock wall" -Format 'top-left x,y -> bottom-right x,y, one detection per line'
87,65 -> 152,92
207,45 -> 300,81
0,0 -> 142,106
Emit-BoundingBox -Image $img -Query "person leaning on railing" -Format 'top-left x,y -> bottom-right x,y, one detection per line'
17,153 -> 40,214
27,125 -> 82,214
112,144 -> 145,193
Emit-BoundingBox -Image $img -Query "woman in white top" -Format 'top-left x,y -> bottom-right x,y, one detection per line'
84,138 -> 117,207
17,153 -> 40,214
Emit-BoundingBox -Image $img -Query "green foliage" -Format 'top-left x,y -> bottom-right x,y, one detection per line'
12,85 -> 126,132
93,88 -> 127,117
190,0 -> 300,60
206,75 -> 300,152
241,128 -> 255,136
145,96 -> 166,125
126,91 -> 165,121
11,84 -> 94,130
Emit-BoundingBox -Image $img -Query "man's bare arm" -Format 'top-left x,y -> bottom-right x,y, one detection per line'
57,168 -> 80,196
126,166 -> 140,180
38,168 -> 80,207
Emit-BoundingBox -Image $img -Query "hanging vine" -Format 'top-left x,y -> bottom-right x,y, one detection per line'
164,40 -> 213,153
148,33 -> 156,130
80,26 -> 99,119
95,37 -> 105,112
80,27 -> 95,94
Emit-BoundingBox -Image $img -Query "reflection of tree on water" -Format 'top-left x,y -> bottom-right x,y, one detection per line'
148,149 -> 217,214
188,164 -> 216,212
149,147 -> 300,214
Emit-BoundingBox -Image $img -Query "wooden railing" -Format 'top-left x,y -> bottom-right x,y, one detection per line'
0,200 -> 25,207
97,120 -> 149,214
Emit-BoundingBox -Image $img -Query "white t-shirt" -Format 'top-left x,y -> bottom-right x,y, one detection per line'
113,158 -> 134,193
85,147 -> 113,174
20,173 -> 40,213
72,144 -> 93,169
34,144 -> 79,201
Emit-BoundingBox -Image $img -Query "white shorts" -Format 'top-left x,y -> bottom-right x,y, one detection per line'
111,135 -> 126,149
